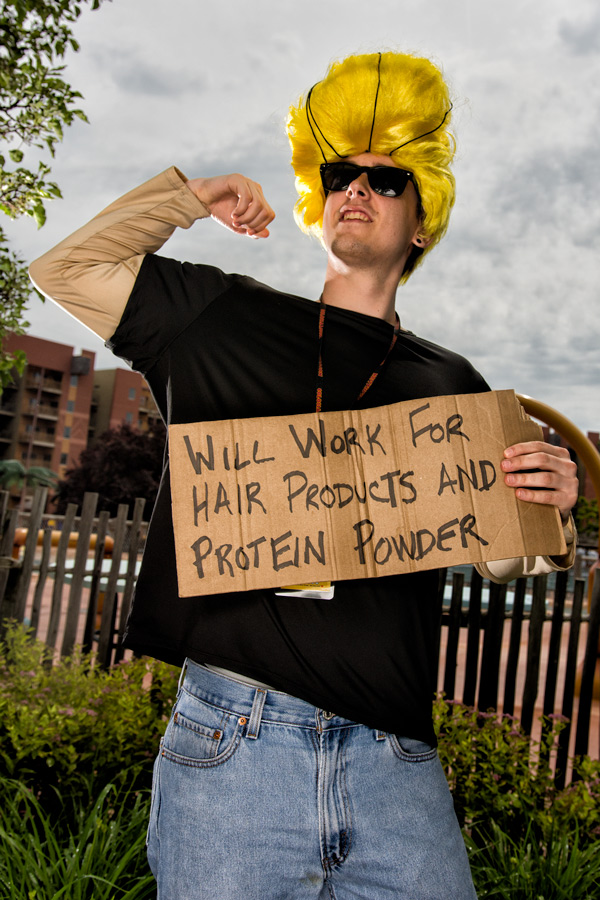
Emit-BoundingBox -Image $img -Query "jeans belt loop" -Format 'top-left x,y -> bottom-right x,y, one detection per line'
375,730 -> 386,741
246,688 -> 267,740
177,659 -> 189,694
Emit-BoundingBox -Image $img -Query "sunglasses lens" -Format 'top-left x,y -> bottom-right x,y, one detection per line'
369,168 -> 410,197
321,164 -> 411,197
321,164 -> 355,193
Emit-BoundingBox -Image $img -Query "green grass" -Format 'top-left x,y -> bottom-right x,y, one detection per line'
467,821 -> 600,899
0,779 -> 156,900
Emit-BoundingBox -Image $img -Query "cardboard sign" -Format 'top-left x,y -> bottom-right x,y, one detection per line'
169,390 -> 565,597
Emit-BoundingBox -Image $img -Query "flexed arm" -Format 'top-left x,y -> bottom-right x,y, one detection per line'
29,168 -> 275,340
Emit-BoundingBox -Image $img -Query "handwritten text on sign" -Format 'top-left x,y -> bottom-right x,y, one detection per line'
169,390 -> 565,596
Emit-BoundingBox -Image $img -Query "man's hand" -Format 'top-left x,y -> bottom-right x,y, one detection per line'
186,174 -> 275,238
501,441 -> 578,521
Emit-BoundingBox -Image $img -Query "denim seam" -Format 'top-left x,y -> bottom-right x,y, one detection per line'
335,728 -> 353,868
147,739 -> 162,845
320,728 -> 353,875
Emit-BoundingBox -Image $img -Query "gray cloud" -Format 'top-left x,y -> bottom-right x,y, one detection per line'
558,7 -> 600,54
107,58 -> 209,97
8,0 -> 598,434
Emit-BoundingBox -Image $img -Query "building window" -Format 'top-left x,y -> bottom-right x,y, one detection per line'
128,388 -> 136,400
70,375 -> 78,387
60,453 -> 68,465
67,400 -> 75,412
125,412 -> 133,424
64,426 -> 71,438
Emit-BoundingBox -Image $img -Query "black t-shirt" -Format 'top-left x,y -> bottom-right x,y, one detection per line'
109,254 -> 490,743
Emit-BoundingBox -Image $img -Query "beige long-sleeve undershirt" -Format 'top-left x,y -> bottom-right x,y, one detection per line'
29,166 -> 209,341
28,166 -> 576,580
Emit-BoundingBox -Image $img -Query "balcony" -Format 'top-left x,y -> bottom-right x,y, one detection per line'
25,376 -> 63,394
29,404 -> 59,420
17,431 -> 56,448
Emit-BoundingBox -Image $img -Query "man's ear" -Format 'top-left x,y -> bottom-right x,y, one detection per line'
411,232 -> 433,249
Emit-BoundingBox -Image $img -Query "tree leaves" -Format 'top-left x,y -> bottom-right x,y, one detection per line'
0,226 -> 34,390
0,0 -> 110,392
0,458 -> 58,489
55,422 -> 167,519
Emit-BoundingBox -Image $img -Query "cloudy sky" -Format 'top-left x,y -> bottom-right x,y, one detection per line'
6,0 -> 599,432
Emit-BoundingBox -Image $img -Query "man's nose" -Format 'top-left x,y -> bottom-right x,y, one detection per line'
346,173 -> 370,197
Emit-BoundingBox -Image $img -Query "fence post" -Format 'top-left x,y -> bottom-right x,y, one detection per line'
478,580 -> 507,712
462,567 -> 483,707
96,504 -> 129,669
0,503 -> 19,635
114,496 -> 146,664
29,527 -> 53,638
46,504 -> 78,650
543,570 -> 569,717
521,575 -> 548,735
555,578 -> 585,788
443,571 -> 464,700
12,486 -> 48,624
61,492 -> 99,657
81,510 -> 111,655
503,578 -> 526,717
573,573 -> 600,762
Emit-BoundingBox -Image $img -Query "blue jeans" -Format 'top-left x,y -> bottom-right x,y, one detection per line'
147,660 -> 477,899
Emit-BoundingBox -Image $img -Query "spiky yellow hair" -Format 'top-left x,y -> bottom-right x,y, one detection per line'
287,51 -> 456,281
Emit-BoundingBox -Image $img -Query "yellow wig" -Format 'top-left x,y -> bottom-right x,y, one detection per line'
287,51 -> 456,281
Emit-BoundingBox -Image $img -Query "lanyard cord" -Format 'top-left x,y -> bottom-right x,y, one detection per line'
315,302 -> 400,413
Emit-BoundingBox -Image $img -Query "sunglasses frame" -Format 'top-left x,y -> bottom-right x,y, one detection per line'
319,162 -> 418,201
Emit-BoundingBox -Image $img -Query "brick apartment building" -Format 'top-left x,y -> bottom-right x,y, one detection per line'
1,334 -> 160,481
1,333 -> 95,479
90,368 -> 161,440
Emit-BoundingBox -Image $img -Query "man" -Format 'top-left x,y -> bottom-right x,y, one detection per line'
31,51 -> 576,900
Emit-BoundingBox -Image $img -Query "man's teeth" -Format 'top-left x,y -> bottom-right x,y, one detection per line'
342,212 -> 369,221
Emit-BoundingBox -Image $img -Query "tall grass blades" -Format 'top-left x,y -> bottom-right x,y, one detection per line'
0,779 -> 156,900
467,821 -> 600,899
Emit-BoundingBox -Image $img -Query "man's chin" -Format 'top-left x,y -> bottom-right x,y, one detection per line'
329,236 -> 374,267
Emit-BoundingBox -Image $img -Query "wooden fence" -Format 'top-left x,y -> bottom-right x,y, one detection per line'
0,487 -> 598,785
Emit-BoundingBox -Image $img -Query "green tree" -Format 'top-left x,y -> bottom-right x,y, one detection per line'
55,422 -> 166,519
0,458 -> 58,490
574,495 -> 599,541
0,0 -> 109,391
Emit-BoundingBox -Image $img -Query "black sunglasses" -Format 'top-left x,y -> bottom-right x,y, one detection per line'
319,162 -> 417,199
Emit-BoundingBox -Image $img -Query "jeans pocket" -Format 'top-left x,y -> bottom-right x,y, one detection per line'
161,688 -> 243,768
388,734 -> 438,762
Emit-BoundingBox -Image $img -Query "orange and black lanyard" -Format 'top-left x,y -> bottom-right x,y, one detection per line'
315,302 -> 400,412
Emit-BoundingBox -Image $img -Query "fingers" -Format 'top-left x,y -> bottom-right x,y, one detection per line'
231,181 -> 275,238
187,173 -> 275,238
501,441 -> 578,519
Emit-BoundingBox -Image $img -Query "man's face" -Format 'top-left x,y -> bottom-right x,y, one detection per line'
321,152 -> 423,276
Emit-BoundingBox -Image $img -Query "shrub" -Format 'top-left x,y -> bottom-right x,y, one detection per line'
0,622 -> 179,812
433,697 -> 600,847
